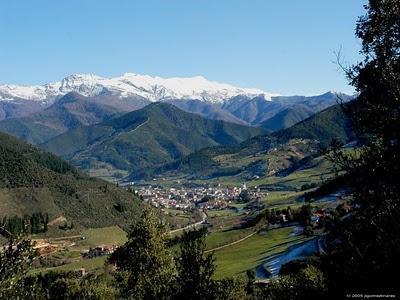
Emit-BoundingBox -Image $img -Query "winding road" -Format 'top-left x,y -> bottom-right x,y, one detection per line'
127,118 -> 149,133
169,211 -> 207,234
205,230 -> 258,253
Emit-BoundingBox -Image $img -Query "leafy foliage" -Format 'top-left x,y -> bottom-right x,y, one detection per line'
176,228 -> 215,300
320,0 -> 400,294
257,263 -> 327,300
17,271 -> 120,300
0,239 -> 37,299
110,209 -> 248,299
109,207 -> 175,299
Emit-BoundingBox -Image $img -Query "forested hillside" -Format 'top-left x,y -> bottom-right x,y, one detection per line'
43,102 -> 265,176
0,131 -> 141,229
0,92 -> 125,144
132,104 -> 354,180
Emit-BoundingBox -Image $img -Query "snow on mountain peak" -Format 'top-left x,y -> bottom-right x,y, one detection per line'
0,72 -> 274,103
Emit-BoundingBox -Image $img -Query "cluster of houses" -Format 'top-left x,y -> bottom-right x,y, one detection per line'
136,184 -> 266,210
83,244 -> 117,258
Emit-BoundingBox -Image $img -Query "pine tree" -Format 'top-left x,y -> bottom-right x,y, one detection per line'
109,206 -> 175,299
43,213 -> 48,232
176,228 -> 215,300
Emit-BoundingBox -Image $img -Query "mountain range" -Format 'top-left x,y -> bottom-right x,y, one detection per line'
0,73 -> 271,105
130,104 -> 355,181
0,73 -> 352,145
0,72 -> 354,184
0,92 -> 148,144
41,102 -> 265,178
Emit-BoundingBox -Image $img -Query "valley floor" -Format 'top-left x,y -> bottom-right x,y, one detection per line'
31,186 -> 341,279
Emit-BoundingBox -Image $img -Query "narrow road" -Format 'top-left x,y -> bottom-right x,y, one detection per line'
74,117 -> 150,158
205,230 -> 258,253
169,211 -> 207,234
47,235 -> 83,241
127,118 -> 149,133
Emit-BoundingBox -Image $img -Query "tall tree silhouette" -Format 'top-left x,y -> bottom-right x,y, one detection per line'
326,0 -> 400,291
109,207 -> 175,299
176,228 -> 215,300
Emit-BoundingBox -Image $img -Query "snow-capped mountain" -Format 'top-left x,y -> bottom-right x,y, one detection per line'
0,73 -> 275,104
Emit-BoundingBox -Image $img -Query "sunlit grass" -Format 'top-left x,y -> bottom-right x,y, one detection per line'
213,227 -> 305,279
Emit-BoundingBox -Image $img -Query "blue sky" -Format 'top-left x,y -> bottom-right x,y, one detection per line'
0,0 -> 365,95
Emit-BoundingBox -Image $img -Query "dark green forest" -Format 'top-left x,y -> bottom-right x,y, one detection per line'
0,131 -> 142,229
